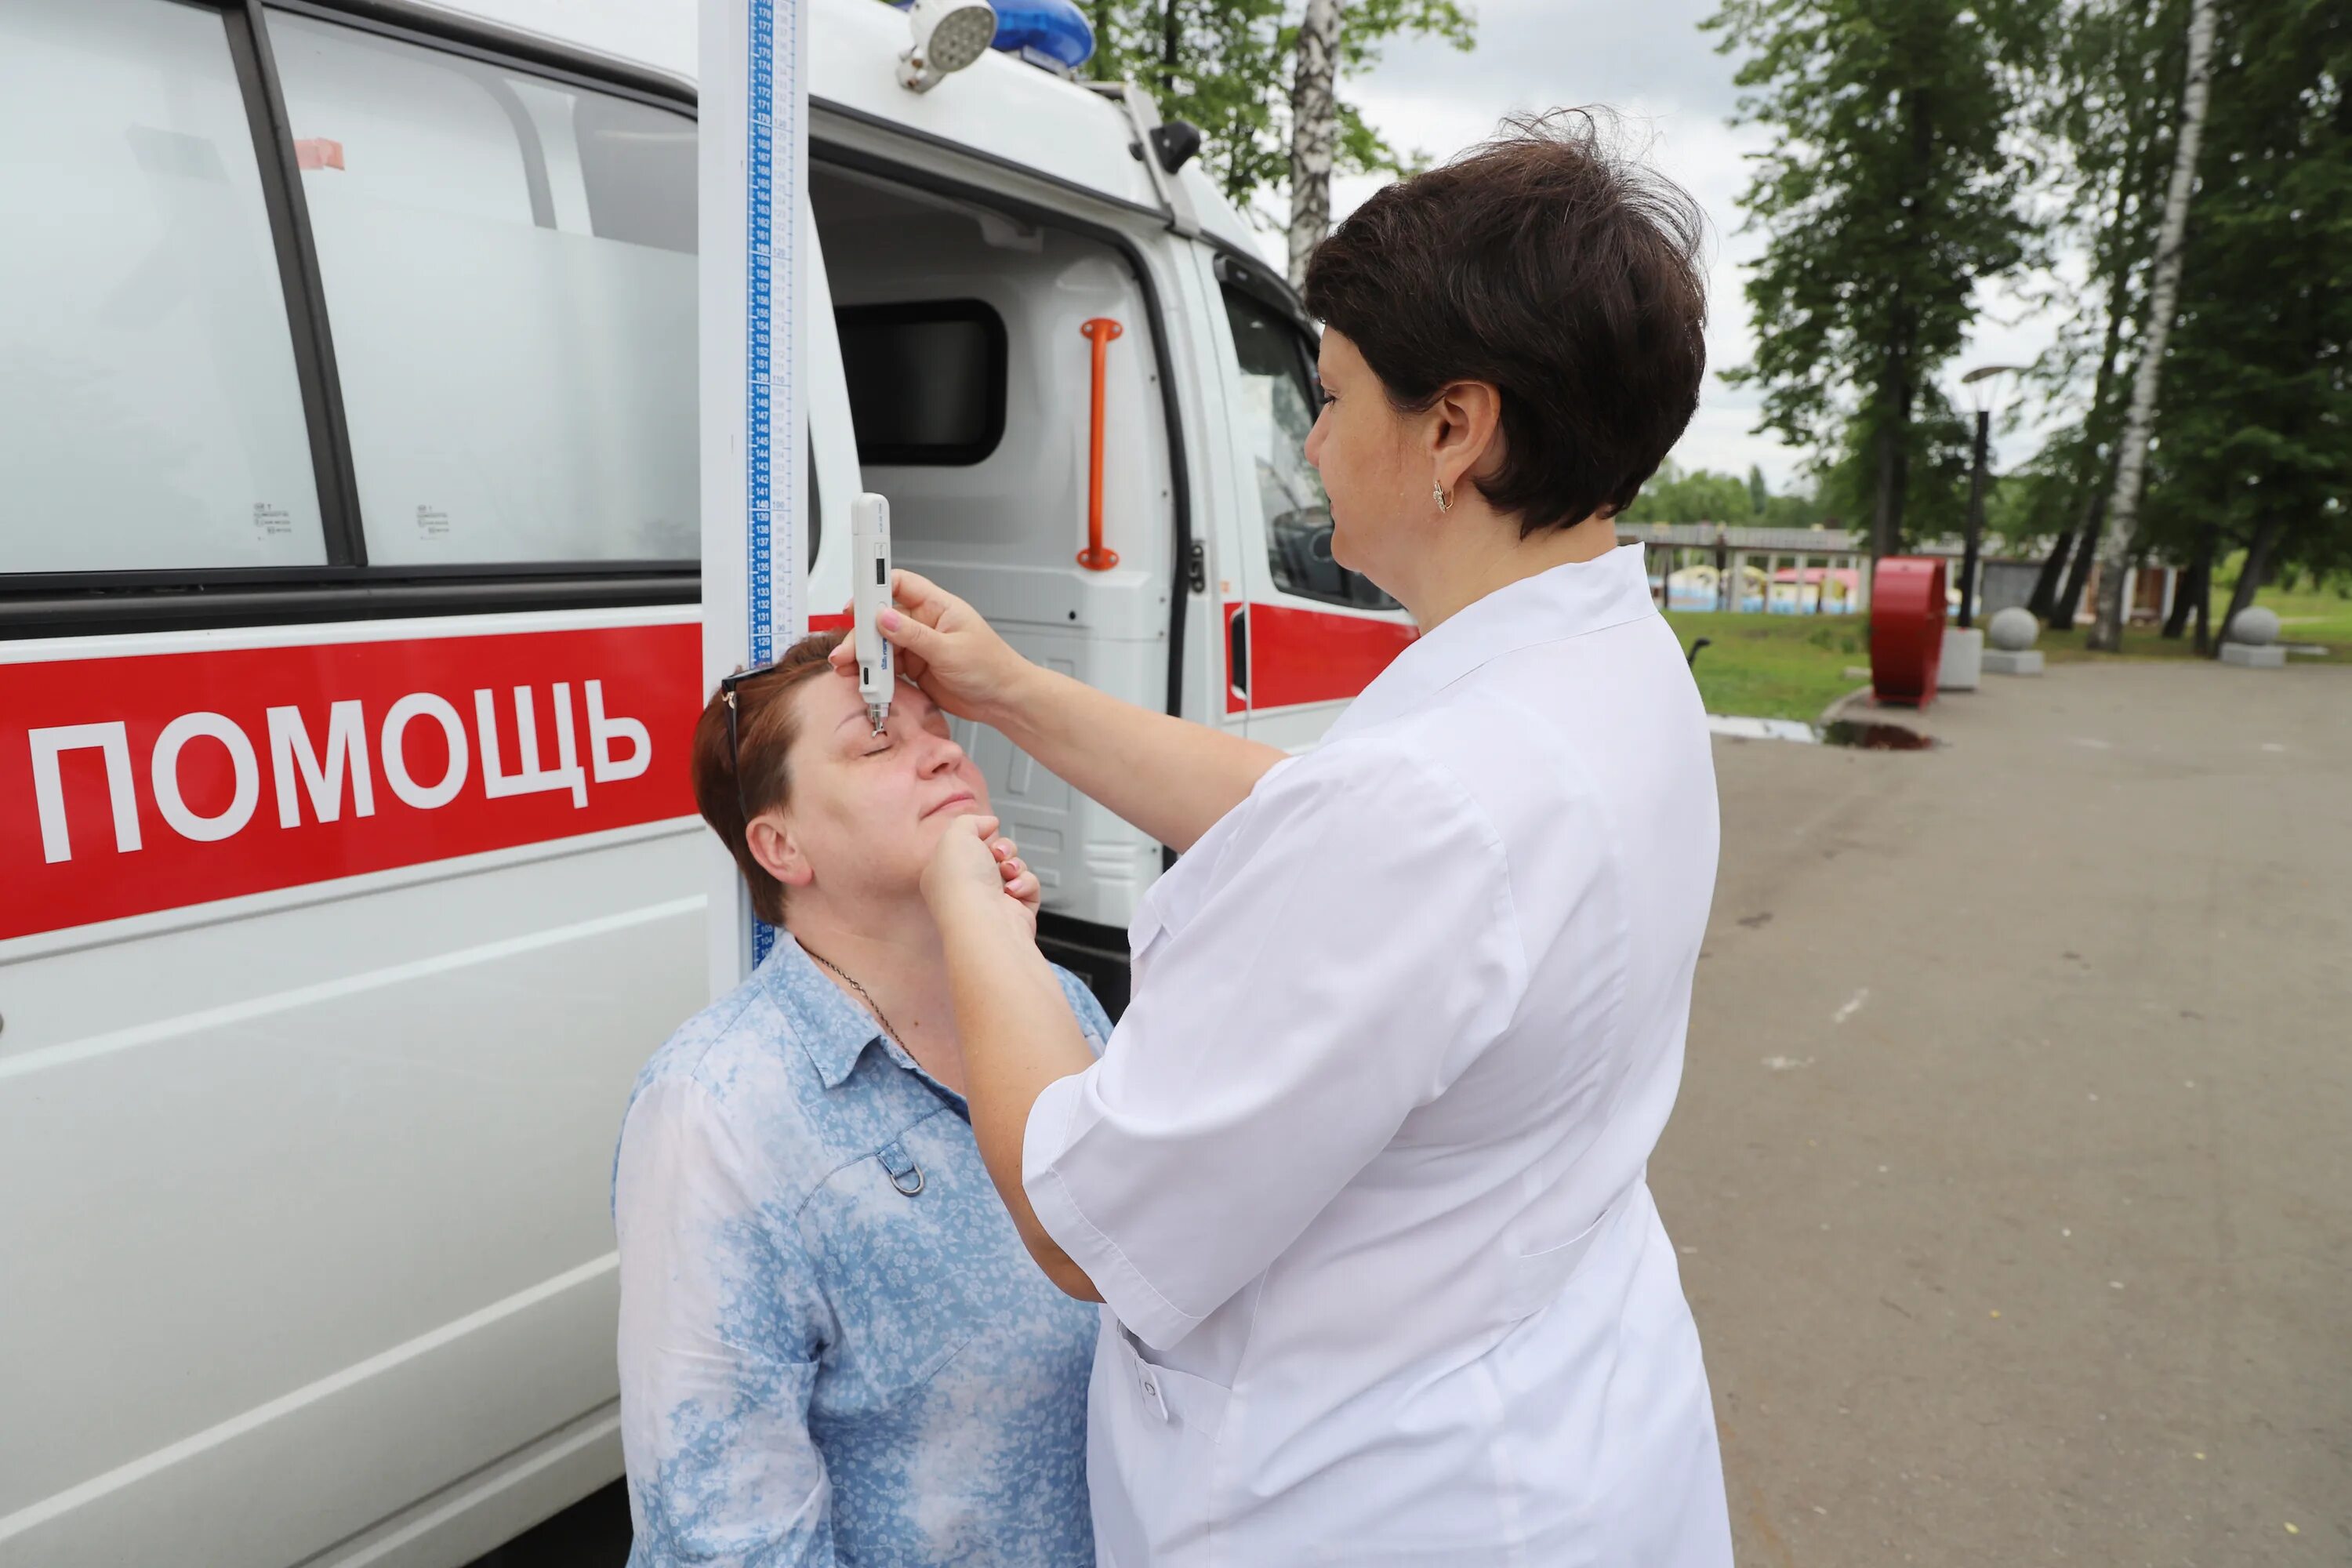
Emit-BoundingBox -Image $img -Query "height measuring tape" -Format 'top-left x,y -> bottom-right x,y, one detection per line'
743,0 -> 795,680
742,0 -> 800,964
702,0 -> 806,985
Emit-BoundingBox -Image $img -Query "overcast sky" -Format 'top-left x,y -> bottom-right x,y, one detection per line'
1250,0 -> 2071,494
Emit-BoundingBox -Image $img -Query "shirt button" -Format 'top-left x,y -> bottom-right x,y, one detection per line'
1139,1375 -> 1168,1421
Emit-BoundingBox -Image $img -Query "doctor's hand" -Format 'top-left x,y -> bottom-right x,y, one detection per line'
829,569 -> 1033,724
926,813 -> 1040,935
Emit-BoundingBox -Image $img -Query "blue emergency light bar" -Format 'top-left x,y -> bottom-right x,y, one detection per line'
988,0 -> 1096,72
891,0 -> 1096,75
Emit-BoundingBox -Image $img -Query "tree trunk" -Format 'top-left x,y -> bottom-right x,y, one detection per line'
2052,484 -> 2107,630
1959,408 -> 1990,628
1287,0 -> 1343,289
1869,86 -> 1933,563
2088,0 -> 2219,652
2212,510 -> 2279,655
1159,0 -> 1178,99
1089,2 -> 1116,76
2034,114 -> 2143,627
2028,531 -> 2075,618
1870,416 -> 1902,561
2187,524 -> 2219,653
2162,555 -> 2197,638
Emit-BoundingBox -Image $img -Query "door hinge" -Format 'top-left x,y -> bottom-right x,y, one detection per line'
1186,537 -> 1207,595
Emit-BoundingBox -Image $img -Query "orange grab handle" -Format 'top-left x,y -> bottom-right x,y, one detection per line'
1077,317 -> 1123,571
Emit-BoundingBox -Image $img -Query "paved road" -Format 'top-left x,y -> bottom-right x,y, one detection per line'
1656,659 -> 2351,1566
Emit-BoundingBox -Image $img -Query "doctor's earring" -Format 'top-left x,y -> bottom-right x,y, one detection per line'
1432,481 -> 1452,514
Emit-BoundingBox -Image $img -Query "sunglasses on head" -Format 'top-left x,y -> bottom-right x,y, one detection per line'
718,663 -> 796,826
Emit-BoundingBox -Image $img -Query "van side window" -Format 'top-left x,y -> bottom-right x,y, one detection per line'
1221,288 -> 1397,612
837,302 -> 1008,466
0,0 -> 326,574
267,14 -> 697,566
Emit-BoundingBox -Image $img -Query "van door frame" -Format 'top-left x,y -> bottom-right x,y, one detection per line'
805,132 -> 1198,731
805,132 -> 1202,1013
1203,245 -> 1417,752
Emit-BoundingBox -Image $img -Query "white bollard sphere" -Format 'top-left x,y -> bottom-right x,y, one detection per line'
1987,605 -> 2041,652
2228,606 -> 2281,647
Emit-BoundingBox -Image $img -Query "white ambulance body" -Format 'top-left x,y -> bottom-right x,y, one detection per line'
0,1 -> 1412,1563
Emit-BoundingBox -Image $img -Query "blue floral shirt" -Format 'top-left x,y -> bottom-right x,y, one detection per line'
613,935 -> 1110,1567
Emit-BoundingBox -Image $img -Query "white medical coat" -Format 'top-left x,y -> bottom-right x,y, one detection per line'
1022,544 -> 1733,1566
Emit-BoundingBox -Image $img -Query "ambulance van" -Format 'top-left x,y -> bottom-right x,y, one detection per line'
0,1 -> 1413,1563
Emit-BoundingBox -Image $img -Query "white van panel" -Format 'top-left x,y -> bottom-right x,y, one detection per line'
444,0 -> 1265,259
0,610 -> 702,1565
2,2 -> 1333,1563
416,0 -> 699,81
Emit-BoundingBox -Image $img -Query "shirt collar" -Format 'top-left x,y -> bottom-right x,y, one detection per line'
757,932 -> 892,1089
1327,543 -> 1657,742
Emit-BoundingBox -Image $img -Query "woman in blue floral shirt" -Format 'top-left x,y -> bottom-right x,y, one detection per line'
615,632 -> 1107,1566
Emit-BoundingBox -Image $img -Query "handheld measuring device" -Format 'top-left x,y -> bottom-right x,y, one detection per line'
851,493 -> 895,736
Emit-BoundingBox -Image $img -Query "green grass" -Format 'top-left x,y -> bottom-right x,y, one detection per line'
2233,578 -> 2352,649
1664,612 -> 1869,722
1661,573 -> 2350,720
2038,625 -> 2219,662
2042,575 -> 2352,662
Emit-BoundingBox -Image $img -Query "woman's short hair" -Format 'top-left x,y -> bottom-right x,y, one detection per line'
1303,111 -> 1708,535
688,630 -> 847,924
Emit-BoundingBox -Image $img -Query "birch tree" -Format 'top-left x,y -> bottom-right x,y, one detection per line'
2128,0 -> 2352,653
2020,0 -> 2179,629
2085,0 -> 2216,651
1287,0 -> 1342,285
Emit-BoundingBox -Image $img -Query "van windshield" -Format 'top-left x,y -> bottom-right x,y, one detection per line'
1221,288 -> 1397,612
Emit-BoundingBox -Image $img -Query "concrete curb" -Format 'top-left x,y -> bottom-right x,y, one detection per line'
1818,683 -> 1878,728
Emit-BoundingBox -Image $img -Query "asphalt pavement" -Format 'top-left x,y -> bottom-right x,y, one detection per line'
1657,657 -> 2351,1566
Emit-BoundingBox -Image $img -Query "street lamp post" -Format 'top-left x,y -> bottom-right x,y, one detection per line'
1958,365 -> 2025,630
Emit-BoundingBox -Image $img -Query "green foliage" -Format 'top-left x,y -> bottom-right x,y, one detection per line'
2135,0 -> 2352,581
1712,0 -> 2348,578
1706,0 -> 2049,549
1809,392 -> 1980,542
1083,0 -> 1475,214
1987,0 -> 2350,601
1619,460 -> 1758,525
1616,460 -> 1839,529
2027,0 -> 2183,394
1981,449 -> 2077,548
2002,0 -> 2182,582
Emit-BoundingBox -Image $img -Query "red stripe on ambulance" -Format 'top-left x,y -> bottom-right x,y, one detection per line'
1234,601 -> 1417,713
1,622 -> 701,942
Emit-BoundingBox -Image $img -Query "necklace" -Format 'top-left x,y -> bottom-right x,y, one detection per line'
803,945 -> 906,1050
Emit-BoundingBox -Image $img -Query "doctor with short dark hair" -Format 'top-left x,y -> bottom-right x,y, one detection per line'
837,112 -> 1733,1566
